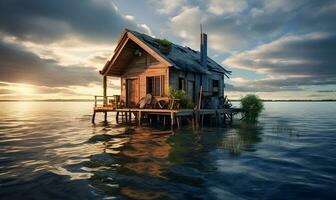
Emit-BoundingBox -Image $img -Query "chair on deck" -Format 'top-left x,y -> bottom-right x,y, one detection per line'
152,97 -> 180,110
138,94 -> 153,109
223,96 -> 232,108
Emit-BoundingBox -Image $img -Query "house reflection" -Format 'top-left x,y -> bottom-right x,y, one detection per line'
87,126 -> 173,199
121,127 -> 172,177
85,123 -> 263,199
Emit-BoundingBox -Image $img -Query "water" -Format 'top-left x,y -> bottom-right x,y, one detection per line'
0,102 -> 335,199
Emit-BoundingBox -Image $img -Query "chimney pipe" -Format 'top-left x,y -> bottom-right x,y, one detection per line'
200,33 -> 207,68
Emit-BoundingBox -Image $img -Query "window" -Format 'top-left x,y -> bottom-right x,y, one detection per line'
147,76 -> 164,96
178,78 -> 185,90
155,76 -> 161,96
147,77 -> 153,94
213,80 -> 219,95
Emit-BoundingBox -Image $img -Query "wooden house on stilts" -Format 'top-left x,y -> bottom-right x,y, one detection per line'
92,29 -> 239,127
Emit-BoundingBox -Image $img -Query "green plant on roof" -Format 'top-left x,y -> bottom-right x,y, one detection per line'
154,38 -> 172,47
240,94 -> 264,122
154,38 -> 172,54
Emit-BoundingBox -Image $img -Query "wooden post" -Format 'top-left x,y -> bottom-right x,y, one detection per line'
116,112 -> 119,123
176,116 -> 181,129
92,111 -> 96,123
195,110 -> 199,129
103,76 -> 108,123
103,76 -> 107,106
170,112 -> 174,129
138,111 -> 142,126
134,112 -> 139,124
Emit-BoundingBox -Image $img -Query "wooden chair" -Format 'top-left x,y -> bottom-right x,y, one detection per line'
224,96 -> 232,108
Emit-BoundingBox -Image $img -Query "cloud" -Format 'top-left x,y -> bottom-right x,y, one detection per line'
170,0 -> 336,53
0,88 -> 14,94
170,6 -> 203,49
207,0 -> 248,16
224,32 -> 336,87
0,40 -> 101,87
125,15 -> 135,21
0,0 -> 151,44
149,0 -> 185,15
137,24 -> 154,37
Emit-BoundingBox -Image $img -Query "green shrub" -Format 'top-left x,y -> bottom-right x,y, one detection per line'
154,38 -> 172,47
169,87 -> 194,109
240,94 -> 264,121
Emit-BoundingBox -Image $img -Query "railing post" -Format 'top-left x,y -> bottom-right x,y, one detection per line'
94,96 -> 97,107
103,76 -> 107,106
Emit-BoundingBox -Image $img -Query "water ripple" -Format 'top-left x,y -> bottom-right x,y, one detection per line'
0,102 -> 336,199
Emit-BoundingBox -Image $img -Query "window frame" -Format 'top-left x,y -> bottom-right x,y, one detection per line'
146,75 -> 164,97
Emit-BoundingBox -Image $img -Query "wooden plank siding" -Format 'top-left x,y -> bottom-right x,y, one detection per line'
120,52 -> 169,103
169,68 -> 225,104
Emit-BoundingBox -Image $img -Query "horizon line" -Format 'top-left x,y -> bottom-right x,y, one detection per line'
0,99 -> 335,102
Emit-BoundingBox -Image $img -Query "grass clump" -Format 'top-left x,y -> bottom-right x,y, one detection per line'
240,94 -> 264,121
154,38 -> 172,54
169,87 -> 194,109
154,38 -> 172,47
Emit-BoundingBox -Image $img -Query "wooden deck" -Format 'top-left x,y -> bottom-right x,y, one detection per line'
92,106 -> 242,128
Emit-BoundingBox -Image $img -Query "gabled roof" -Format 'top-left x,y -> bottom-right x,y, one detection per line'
101,29 -> 231,76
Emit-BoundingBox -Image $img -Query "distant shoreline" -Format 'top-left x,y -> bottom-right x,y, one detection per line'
231,99 -> 336,102
0,99 -> 335,102
0,99 -> 94,102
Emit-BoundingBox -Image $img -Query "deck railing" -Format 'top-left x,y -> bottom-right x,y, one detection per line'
94,95 -> 120,107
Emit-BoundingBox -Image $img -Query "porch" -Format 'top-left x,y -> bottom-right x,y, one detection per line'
92,96 -> 242,128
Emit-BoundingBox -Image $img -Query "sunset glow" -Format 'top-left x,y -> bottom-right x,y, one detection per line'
0,0 -> 335,100
13,84 -> 36,95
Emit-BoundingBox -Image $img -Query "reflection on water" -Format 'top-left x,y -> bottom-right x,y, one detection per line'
221,122 -> 263,156
0,102 -> 336,199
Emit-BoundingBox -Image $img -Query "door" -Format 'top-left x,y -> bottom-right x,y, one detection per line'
126,78 -> 139,107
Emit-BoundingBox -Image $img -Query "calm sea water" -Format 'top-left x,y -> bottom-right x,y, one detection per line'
0,102 -> 335,200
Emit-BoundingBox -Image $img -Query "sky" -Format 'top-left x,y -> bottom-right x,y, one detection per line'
0,0 -> 335,100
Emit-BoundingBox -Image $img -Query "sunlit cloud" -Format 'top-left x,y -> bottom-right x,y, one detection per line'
0,0 -> 335,100
207,0 -> 247,16
149,0 -> 186,15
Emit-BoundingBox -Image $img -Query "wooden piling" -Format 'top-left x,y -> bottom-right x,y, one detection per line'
170,112 -> 174,128
92,111 -> 96,123
104,112 -> 107,122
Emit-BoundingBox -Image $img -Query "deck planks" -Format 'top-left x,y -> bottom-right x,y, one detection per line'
92,106 -> 242,128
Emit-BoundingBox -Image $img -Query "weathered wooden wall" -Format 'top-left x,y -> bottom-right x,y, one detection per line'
120,51 -> 169,103
169,68 -> 225,104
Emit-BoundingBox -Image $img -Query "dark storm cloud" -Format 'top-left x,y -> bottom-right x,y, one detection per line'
202,0 -> 336,51
0,41 -> 101,87
226,33 -> 336,88
0,0 -> 141,43
224,0 -> 336,91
